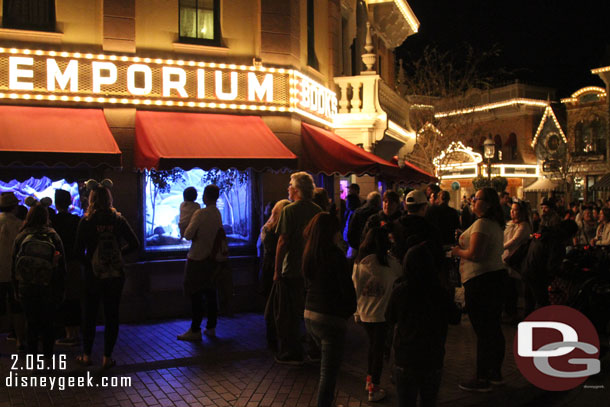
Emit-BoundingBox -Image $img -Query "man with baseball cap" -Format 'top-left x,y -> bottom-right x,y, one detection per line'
397,190 -> 442,261
0,192 -> 26,351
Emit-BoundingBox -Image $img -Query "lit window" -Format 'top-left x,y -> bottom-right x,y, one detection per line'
0,176 -> 83,216
143,168 -> 252,252
179,0 -> 221,46
2,0 -> 56,32
575,119 -> 606,156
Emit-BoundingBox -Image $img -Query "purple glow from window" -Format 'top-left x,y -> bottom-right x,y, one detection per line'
339,179 -> 348,201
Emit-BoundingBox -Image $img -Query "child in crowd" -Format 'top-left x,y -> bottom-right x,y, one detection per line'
353,227 -> 402,402
179,187 -> 201,238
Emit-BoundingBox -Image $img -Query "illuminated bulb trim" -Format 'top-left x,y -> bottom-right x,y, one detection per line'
591,66 -> 610,74
433,141 -> 483,167
561,86 -> 607,104
0,48 -> 338,123
435,98 -> 549,118
531,106 -> 567,148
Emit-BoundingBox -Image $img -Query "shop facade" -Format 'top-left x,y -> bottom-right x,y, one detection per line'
0,0 -> 430,321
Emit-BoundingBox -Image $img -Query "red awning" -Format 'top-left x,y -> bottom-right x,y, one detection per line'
398,159 -> 438,184
301,123 -> 436,185
134,111 -> 297,171
0,105 -> 121,167
301,122 -> 401,176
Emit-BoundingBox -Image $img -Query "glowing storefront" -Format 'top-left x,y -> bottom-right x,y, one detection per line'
0,0 -> 428,319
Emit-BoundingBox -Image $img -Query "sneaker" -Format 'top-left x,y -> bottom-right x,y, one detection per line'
368,386 -> 386,402
6,332 -> 16,341
274,355 -> 304,366
203,328 -> 216,337
177,329 -> 202,341
458,379 -> 492,392
55,337 -> 80,346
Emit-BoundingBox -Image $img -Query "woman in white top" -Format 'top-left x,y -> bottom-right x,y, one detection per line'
353,227 -> 402,402
591,207 -> 610,246
502,200 -> 532,321
451,187 -> 506,392
503,201 -> 532,272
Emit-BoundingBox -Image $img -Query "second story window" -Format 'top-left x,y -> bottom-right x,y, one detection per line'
179,0 -> 221,46
2,0 -> 56,32
307,0 -> 319,70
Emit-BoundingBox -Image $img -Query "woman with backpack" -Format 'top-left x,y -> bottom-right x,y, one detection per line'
12,203 -> 66,359
74,179 -> 139,368
352,227 -> 402,402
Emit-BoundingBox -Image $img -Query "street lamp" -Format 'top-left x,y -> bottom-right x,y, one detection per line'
483,136 -> 495,180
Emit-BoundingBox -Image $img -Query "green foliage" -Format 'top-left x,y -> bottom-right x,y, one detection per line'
200,169 -> 248,194
148,169 -> 185,193
472,176 -> 507,192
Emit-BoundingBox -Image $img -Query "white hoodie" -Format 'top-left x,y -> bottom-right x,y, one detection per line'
352,253 -> 402,323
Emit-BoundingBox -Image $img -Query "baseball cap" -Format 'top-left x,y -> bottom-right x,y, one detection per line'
405,190 -> 427,205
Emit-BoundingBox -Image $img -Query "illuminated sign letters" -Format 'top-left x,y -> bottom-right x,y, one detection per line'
1,48 -> 337,125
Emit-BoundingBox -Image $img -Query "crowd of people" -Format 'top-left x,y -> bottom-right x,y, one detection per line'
2,172 -> 609,407
0,181 -> 140,369
258,173 -> 610,406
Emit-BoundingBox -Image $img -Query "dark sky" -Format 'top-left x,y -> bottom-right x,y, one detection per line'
398,1 -> 610,98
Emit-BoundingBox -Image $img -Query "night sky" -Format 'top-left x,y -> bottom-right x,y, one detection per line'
398,1 -> 610,98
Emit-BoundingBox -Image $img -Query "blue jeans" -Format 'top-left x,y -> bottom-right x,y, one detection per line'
395,365 -> 442,407
305,318 -> 346,407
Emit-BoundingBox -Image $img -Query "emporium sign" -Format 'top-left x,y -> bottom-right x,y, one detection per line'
0,47 -> 337,125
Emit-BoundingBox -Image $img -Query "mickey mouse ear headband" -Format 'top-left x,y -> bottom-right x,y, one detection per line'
24,196 -> 39,207
85,178 -> 114,191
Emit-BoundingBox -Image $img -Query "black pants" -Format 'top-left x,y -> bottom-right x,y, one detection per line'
464,270 -> 506,380
503,274 -> 519,317
190,288 -> 218,331
362,322 -> 388,385
523,273 -> 549,317
19,285 -> 56,358
0,281 -> 21,314
276,277 -> 305,360
395,365 -> 442,407
82,277 -> 124,357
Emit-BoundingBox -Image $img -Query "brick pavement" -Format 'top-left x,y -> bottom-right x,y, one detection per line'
1,313 -> 608,407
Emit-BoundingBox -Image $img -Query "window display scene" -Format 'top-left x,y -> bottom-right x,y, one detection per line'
0,177 -> 83,216
144,168 -> 252,252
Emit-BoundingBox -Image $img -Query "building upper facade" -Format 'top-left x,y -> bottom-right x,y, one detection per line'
0,0 -> 418,156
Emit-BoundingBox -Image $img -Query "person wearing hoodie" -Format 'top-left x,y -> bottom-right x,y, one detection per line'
386,241 -> 461,407
352,227 -> 402,402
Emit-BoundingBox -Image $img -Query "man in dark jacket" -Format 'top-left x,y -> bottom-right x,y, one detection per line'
386,241 -> 460,407
346,191 -> 382,257
425,190 -> 460,246
397,189 -> 443,262
522,219 -> 578,316
361,191 -> 402,257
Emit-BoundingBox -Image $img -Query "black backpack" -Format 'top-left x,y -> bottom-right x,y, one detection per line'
14,232 -> 56,286
91,218 -> 123,279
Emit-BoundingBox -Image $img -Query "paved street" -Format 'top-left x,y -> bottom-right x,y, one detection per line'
1,313 -> 609,407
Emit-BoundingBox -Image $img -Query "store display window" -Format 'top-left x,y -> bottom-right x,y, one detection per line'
143,168 -> 252,252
